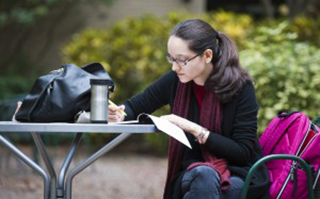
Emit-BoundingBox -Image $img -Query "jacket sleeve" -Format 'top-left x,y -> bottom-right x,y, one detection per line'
122,71 -> 176,120
204,83 -> 259,166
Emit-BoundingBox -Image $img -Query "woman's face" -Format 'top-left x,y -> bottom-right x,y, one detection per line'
167,35 -> 213,85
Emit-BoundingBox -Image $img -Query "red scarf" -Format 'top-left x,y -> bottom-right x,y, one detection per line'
164,81 -> 231,198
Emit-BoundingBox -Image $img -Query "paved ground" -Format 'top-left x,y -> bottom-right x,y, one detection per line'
0,146 -> 167,199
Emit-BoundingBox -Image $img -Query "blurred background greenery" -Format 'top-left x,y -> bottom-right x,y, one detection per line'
1,0 -> 320,156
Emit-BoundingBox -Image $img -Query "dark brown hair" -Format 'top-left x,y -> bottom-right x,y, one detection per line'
170,19 -> 253,103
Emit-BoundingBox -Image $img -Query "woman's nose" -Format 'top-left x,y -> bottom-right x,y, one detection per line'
171,62 -> 180,72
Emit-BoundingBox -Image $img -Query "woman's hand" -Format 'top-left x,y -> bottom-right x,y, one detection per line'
161,114 -> 202,137
161,114 -> 210,144
108,104 -> 126,123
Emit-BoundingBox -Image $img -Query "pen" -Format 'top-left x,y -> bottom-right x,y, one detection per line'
108,100 -> 127,116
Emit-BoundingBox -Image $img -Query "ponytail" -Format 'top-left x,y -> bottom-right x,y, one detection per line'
206,32 -> 253,103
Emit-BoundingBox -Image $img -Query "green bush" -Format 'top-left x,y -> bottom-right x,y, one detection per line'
0,75 -> 34,99
256,16 -> 320,47
290,16 -> 320,47
241,22 -> 320,133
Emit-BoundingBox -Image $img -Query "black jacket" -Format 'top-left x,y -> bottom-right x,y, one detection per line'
123,71 -> 270,199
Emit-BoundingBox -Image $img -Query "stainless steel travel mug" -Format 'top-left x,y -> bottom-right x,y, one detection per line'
90,79 -> 113,123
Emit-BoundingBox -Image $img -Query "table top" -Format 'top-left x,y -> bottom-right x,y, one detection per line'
0,121 -> 156,134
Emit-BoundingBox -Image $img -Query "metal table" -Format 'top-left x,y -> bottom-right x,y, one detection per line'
0,121 -> 157,199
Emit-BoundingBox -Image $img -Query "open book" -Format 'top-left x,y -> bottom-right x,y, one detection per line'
137,114 -> 192,149
116,114 -> 191,149
76,111 -> 191,149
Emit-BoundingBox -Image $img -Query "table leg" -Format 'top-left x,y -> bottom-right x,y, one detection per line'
57,133 -> 83,199
31,132 -> 57,199
0,135 -> 51,199
65,133 -> 132,199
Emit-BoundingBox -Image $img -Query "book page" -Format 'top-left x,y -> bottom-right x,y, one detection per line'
148,115 -> 192,149
76,111 -> 192,149
111,120 -> 139,124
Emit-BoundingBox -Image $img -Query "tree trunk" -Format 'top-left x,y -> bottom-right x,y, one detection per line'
286,0 -> 312,20
260,0 -> 275,19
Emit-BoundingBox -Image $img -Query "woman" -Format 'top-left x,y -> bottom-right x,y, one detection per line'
109,19 -> 270,199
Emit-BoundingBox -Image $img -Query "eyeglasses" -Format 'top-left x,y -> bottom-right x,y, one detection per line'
166,53 -> 202,67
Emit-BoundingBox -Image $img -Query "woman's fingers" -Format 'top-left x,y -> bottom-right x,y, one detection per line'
108,104 -> 125,122
109,104 -> 119,112
119,105 -> 125,112
109,114 -> 121,120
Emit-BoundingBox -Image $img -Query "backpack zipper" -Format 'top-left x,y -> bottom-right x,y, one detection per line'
313,168 -> 320,189
295,123 -> 312,157
276,160 -> 305,198
298,133 -> 319,157
276,173 -> 292,199
275,122 -> 312,198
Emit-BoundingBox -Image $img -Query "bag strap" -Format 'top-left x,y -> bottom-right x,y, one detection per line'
277,110 -> 299,118
82,62 -> 115,92
259,112 -> 298,147
260,112 -> 302,155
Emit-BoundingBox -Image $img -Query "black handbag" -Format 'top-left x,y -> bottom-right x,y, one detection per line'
15,62 -> 115,122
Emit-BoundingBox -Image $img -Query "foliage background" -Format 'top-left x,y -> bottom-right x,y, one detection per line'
0,0 -> 114,100
62,11 -> 320,153
1,1 -> 320,155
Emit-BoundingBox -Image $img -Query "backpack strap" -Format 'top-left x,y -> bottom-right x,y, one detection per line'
260,112 -> 302,156
277,111 -> 299,118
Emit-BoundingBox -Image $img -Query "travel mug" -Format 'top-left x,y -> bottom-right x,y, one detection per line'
90,79 -> 113,123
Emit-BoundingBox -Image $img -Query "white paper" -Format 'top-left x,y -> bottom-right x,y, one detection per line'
75,111 -> 90,123
148,115 -> 192,149
75,111 -> 192,149
112,120 -> 139,124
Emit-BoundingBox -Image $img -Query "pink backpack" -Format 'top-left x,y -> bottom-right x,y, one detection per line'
259,111 -> 320,199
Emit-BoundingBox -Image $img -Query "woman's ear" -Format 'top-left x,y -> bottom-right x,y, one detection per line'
204,49 -> 213,64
